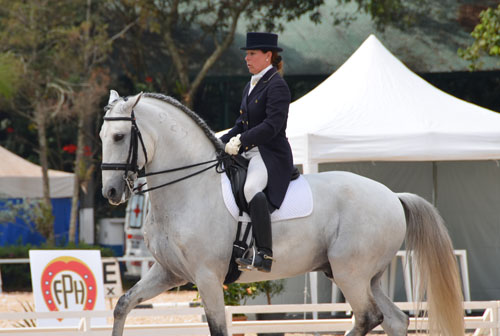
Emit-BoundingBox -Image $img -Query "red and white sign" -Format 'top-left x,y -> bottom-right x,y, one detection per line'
29,250 -> 106,327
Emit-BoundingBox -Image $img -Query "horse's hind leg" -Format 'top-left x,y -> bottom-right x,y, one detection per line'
330,261 -> 383,335
112,262 -> 186,336
371,271 -> 409,336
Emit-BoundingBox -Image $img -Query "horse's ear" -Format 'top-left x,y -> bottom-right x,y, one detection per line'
108,90 -> 120,104
132,92 -> 143,109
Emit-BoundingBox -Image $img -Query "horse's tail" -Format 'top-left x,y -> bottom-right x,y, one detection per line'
398,192 -> 464,336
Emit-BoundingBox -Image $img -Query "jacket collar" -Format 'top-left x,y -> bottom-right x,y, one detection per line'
247,66 -> 278,100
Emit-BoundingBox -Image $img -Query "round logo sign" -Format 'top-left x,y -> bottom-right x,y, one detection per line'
40,256 -> 97,313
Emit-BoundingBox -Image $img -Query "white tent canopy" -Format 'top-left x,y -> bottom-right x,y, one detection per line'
0,146 -> 74,198
287,34 -> 500,172
286,35 -> 500,304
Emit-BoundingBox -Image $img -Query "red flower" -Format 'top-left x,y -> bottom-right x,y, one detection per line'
84,145 -> 92,157
6,127 -> 14,133
145,76 -> 153,83
63,144 -> 77,154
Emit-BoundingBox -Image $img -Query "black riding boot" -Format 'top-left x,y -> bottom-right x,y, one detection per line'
236,192 -> 273,272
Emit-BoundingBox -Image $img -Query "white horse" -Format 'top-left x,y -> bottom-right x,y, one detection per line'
100,91 -> 464,336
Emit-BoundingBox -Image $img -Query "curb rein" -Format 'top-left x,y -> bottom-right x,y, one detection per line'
101,109 -> 226,194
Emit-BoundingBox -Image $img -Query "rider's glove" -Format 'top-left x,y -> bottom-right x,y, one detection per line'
225,134 -> 241,155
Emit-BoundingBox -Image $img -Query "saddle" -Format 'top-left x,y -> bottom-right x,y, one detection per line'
220,153 -> 300,284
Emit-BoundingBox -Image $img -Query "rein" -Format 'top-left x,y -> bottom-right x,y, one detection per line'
137,158 -> 223,194
101,109 -> 225,194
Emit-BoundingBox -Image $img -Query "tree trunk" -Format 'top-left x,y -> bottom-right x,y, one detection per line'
166,1 -> 249,108
68,113 -> 85,243
35,109 -> 54,244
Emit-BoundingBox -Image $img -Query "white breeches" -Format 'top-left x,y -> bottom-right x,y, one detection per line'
242,148 -> 268,203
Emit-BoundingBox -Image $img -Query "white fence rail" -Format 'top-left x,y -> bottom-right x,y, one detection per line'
0,301 -> 498,335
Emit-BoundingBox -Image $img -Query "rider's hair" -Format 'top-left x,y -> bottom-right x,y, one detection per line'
262,49 -> 283,75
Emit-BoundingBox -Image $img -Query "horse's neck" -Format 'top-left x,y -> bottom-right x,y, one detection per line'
141,99 -> 220,211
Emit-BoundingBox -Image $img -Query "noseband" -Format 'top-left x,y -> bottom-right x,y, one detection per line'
101,109 -> 224,194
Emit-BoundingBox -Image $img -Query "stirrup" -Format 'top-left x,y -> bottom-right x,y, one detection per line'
236,247 -> 274,272
236,246 -> 257,271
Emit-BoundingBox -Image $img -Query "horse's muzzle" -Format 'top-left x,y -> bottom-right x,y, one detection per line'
102,182 -> 130,205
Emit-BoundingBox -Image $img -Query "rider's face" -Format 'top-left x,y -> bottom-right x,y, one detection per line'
245,50 -> 272,75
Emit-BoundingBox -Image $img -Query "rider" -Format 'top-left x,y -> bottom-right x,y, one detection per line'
220,32 -> 294,273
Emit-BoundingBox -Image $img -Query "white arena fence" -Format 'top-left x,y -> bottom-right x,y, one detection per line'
0,301 -> 498,335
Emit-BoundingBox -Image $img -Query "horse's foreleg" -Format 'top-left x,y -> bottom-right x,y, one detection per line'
112,262 -> 186,336
195,272 -> 227,336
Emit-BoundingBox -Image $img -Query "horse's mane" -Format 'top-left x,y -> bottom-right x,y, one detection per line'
105,92 -> 224,152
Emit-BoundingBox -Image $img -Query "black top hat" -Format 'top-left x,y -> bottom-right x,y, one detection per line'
241,32 -> 283,52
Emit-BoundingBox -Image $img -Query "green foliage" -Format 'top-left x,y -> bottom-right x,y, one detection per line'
254,279 -> 285,305
352,0 -> 407,30
221,280 -> 285,306
0,53 -> 22,100
0,243 -> 114,292
222,282 -> 259,306
459,4 -> 500,70
34,201 -> 55,243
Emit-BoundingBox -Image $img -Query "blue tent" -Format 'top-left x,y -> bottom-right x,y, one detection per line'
0,146 -> 75,245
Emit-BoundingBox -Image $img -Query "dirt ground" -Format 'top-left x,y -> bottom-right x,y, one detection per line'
0,291 -> 475,335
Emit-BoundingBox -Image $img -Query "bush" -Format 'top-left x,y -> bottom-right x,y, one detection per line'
222,282 -> 259,306
254,279 -> 285,305
222,279 -> 285,306
0,243 -> 114,292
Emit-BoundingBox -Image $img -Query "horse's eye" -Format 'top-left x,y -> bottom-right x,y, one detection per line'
113,134 -> 125,142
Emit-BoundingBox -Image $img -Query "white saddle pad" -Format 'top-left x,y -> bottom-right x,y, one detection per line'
221,173 -> 313,223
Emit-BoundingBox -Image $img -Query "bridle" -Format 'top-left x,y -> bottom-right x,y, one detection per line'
101,108 -> 224,194
101,109 -> 148,176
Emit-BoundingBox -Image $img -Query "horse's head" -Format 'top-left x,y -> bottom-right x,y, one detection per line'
100,90 -> 147,205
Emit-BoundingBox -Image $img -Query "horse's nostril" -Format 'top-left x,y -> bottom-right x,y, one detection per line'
107,187 -> 116,199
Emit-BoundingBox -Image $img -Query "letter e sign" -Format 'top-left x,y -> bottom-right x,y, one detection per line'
101,258 -> 123,298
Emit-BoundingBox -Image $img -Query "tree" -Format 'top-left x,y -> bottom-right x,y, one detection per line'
0,0 -> 79,242
51,0 -> 133,243
0,0 -> 130,243
458,4 -> 500,70
63,70 -> 110,243
107,0 -> 416,108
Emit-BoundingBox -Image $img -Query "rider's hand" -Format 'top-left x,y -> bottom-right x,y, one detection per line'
225,134 -> 241,155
